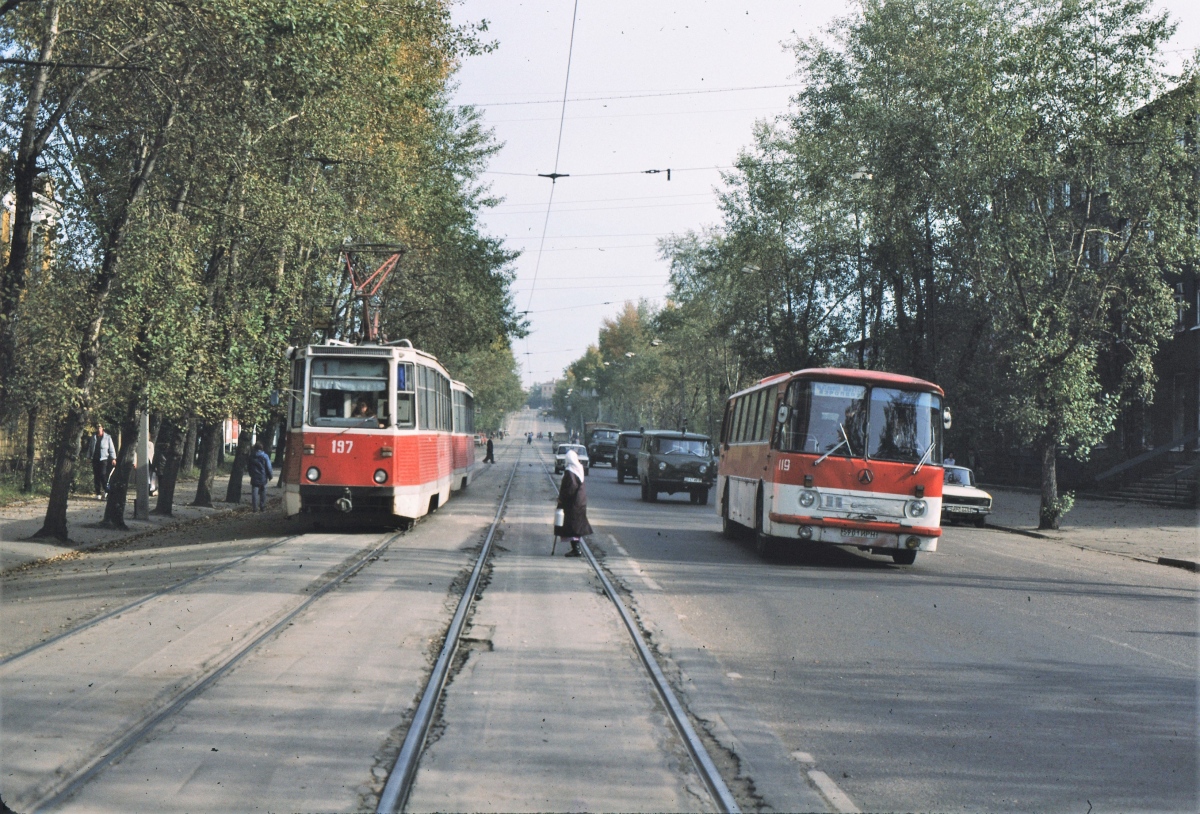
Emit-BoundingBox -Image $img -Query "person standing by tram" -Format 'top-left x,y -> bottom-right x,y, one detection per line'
483,435 -> 495,464
88,424 -> 116,500
554,449 -> 593,558
247,441 -> 273,512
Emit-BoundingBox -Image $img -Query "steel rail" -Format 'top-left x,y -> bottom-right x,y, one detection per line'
32,529 -> 403,813
376,448 -> 523,814
536,450 -> 741,814
0,533 -> 304,668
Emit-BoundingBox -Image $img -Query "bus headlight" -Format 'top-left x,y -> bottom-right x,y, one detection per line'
305,467 -> 320,482
373,469 -> 388,484
798,490 -> 818,508
906,499 -> 927,518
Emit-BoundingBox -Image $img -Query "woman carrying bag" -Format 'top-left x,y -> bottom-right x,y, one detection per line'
554,449 -> 593,557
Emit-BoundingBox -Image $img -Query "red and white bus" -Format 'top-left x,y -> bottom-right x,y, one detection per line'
717,368 -> 948,564
282,339 -> 475,522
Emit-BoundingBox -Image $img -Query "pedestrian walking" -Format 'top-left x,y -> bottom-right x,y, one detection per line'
89,424 -> 117,499
554,449 -> 593,558
483,435 -> 495,463
247,441 -> 273,512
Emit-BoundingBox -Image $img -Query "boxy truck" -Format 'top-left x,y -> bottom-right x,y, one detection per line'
584,422 -> 620,467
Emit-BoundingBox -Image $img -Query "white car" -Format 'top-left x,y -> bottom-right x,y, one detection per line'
941,466 -> 992,526
553,444 -> 590,474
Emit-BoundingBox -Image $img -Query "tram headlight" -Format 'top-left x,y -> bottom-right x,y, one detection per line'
305,466 -> 320,482
798,526 -> 814,540
798,490 -> 818,508
373,469 -> 388,484
906,499 -> 928,518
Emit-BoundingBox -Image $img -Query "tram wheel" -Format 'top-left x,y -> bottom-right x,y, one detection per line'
891,550 -> 917,565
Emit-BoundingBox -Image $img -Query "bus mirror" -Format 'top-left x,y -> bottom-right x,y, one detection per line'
777,405 -> 790,424
270,390 -> 280,407
943,407 -> 952,430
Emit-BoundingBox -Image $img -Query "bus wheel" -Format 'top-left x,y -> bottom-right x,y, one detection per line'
721,485 -> 737,538
891,550 -> 917,565
754,490 -> 776,559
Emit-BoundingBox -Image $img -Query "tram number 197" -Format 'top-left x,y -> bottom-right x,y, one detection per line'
332,440 -> 354,454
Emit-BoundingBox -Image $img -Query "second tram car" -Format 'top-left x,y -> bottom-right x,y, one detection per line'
282,339 -> 475,521
718,368 -> 949,564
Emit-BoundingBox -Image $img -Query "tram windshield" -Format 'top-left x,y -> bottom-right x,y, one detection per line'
779,380 -> 941,463
307,358 -> 390,427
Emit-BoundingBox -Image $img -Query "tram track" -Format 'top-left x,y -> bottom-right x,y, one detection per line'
0,533 -> 304,668
374,441 -> 740,813
532,449 -> 741,814
9,526 -> 404,813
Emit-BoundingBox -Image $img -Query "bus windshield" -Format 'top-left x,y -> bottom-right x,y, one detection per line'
307,358 -> 390,427
779,380 -> 940,463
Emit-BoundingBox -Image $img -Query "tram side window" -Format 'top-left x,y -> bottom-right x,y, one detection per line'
396,363 -> 415,428
417,365 -> 431,430
307,358 -> 390,427
290,360 -> 304,427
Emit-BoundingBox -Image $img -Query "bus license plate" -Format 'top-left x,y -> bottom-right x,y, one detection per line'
684,477 -> 702,483
839,529 -> 878,539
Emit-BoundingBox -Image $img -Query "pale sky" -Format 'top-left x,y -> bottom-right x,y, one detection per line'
448,1 -> 1200,388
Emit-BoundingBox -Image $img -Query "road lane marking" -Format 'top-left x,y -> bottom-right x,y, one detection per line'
791,751 -> 815,764
807,770 -> 860,814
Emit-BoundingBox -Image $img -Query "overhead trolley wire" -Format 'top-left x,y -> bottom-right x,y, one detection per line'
462,82 -> 803,107
524,0 -> 582,316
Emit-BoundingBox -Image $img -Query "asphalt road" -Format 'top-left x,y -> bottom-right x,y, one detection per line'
579,447 -> 1198,813
2,410 -> 1196,813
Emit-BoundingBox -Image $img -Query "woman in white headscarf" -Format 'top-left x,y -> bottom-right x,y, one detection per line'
554,449 -> 593,557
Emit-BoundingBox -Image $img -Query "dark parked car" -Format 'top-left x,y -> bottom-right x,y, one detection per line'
637,431 -> 715,504
615,431 -> 642,483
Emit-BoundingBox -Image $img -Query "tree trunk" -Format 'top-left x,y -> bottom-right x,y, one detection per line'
192,422 -> 221,507
1038,439 -> 1060,530
21,407 -> 37,492
224,425 -> 253,504
34,82 -> 186,541
181,417 -> 198,477
102,399 -> 139,529
153,418 -> 184,516
32,415 -> 86,540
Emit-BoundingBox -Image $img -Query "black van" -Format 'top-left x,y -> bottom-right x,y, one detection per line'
637,431 -> 715,504
615,431 -> 642,483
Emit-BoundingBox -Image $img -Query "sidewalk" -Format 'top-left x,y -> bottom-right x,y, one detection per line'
985,487 -> 1199,571
0,475 -> 259,576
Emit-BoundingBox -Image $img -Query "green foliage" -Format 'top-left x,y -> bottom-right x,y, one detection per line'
563,0 -> 1195,526
0,0 -> 523,534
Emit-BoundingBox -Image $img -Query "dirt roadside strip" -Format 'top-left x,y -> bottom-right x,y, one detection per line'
0,475 -> 262,576
982,486 -> 1199,572
2,480 -> 1196,576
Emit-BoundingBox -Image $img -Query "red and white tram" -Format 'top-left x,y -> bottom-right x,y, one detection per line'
717,368 -> 949,564
282,339 -> 476,521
